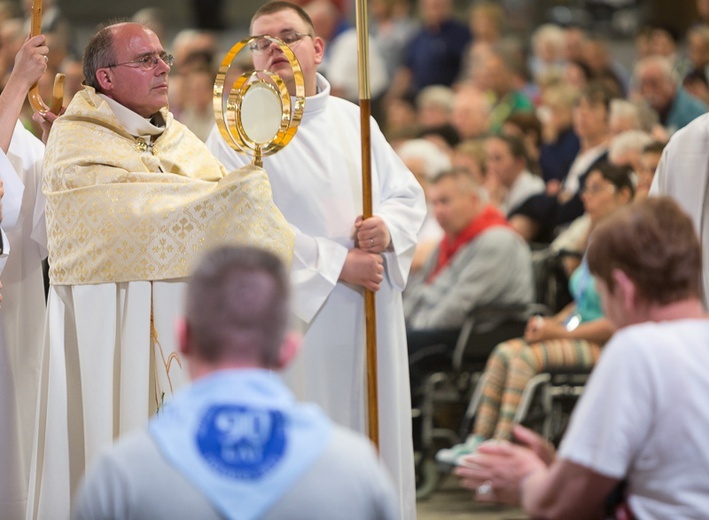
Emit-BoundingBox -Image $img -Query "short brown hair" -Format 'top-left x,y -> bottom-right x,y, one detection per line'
251,1 -> 315,34
489,133 -> 528,162
186,246 -> 290,367
578,80 -> 616,113
590,162 -> 635,200
587,197 -> 702,305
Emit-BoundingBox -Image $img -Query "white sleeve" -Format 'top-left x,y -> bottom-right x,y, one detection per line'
0,227 -> 9,275
0,149 -> 25,231
648,142 -> 668,197
371,121 -> 426,292
289,224 -> 348,323
207,126 -> 349,323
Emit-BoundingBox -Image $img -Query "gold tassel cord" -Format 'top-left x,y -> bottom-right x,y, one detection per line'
150,281 -> 183,411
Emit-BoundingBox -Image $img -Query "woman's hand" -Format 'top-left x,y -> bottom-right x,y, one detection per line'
524,316 -> 567,343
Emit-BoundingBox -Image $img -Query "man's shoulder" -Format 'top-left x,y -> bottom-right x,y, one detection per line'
664,111 -> 709,152
312,424 -> 391,483
326,94 -> 361,117
476,225 -> 525,245
268,424 -> 398,519
676,86 -> 708,111
325,425 -> 380,463
97,428 -> 157,467
440,19 -> 471,37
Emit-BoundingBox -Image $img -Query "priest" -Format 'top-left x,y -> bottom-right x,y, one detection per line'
27,22 -> 293,520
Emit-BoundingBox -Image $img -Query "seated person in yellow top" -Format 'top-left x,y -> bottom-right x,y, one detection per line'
27,22 -> 293,520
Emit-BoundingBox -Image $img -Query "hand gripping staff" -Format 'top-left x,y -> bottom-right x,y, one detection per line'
27,0 -> 64,115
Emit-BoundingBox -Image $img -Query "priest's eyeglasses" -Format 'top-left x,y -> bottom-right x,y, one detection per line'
249,31 -> 312,54
107,52 -> 174,71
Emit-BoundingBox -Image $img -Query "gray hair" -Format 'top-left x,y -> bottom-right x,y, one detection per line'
431,168 -> 488,201
531,24 -> 566,57
396,139 -> 452,180
634,55 -> 678,87
416,85 -> 455,113
609,130 -> 654,164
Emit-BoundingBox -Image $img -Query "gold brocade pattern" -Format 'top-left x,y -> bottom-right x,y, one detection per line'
44,88 -> 293,285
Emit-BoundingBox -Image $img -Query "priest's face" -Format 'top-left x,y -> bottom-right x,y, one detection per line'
100,24 -> 171,118
250,8 -> 325,97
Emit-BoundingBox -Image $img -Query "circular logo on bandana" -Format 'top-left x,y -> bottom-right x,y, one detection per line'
197,405 -> 287,479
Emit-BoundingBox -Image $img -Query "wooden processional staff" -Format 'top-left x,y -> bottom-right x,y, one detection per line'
354,0 -> 379,449
27,0 -> 64,115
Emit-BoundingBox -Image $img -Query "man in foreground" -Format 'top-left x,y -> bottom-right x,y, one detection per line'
455,197 -> 709,519
73,246 -> 399,520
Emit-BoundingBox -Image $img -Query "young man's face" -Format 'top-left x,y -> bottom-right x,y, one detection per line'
250,8 -> 324,96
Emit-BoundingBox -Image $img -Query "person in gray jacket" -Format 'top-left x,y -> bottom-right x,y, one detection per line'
404,168 -> 534,358
73,246 -> 399,520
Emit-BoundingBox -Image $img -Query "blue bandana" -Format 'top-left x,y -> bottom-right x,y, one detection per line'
149,369 -> 332,520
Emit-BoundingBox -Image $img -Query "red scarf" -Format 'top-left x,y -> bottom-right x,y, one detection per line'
427,205 -> 510,283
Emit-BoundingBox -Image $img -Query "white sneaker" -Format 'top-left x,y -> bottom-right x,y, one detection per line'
435,435 -> 485,466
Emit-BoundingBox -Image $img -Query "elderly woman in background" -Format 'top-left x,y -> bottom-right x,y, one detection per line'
512,82 -> 614,243
456,197 -> 709,520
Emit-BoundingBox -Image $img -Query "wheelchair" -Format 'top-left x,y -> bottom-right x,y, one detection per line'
410,303 -> 543,499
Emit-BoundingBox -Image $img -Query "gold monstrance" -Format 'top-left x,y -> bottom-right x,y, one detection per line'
213,36 -> 305,167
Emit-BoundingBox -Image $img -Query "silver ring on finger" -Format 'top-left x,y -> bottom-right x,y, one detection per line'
476,480 -> 493,496
44,55 -> 48,62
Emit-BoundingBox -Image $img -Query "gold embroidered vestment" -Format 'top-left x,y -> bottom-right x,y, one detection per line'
43,88 -> 293,285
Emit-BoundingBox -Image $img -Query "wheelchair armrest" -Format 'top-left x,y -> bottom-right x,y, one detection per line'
409,343 -> 452,367
451,303 -> 547,371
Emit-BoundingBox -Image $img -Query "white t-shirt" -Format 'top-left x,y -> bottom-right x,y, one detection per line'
559,319 -> 709,519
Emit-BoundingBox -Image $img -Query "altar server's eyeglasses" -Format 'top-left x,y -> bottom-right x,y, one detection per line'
107,52 -> 174,71
249,31 -> 312,54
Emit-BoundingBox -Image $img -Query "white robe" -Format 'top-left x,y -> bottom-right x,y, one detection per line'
28,84 -> 293,520
0,122 -> 47,520
650,113 -> 709,308
28,281 -> 189,520
207,74 -> 426,519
